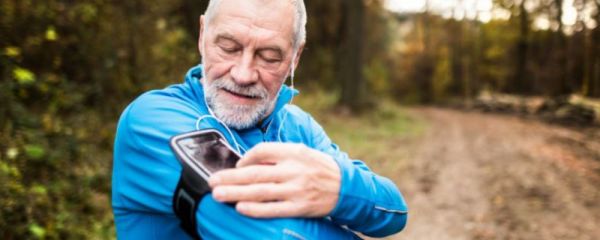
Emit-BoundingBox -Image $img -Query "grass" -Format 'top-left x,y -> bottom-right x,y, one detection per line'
294,89 -> 426,179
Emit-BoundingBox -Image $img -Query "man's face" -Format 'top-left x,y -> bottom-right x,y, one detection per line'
199,0 -> 301,129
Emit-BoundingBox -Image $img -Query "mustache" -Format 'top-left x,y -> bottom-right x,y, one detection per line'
211,78 -> 269,99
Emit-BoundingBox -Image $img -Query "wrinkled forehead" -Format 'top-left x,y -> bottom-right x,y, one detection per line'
208,0 -> 296,45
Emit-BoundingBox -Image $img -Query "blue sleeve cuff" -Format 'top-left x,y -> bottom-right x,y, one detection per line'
305,112 -> 408,237
328,153 -> 408,237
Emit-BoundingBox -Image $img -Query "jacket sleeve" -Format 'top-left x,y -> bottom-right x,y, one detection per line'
112,92 -> 358,239
307,115 -> 409,238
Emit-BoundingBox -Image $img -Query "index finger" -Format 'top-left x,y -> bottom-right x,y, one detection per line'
208,164 -> 288,187
235,143 -> 278,167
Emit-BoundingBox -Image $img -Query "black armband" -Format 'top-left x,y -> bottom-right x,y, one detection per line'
170,129 -> 241,240
172,163 -> 210,240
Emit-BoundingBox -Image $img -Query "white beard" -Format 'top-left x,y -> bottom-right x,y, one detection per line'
202,77 -> 276,130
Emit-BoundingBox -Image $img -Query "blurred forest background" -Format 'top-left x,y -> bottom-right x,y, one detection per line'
1,0 -> 599,239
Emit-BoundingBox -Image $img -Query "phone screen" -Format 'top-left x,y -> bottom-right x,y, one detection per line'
172,131 -> 240,178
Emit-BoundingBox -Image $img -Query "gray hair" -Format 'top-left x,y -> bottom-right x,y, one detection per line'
204,0 -> 307,49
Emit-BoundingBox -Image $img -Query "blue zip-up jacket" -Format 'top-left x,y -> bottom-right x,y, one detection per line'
112,65 -> 408,239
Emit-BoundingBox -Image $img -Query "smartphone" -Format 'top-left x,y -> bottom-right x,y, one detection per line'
170,129 -> 241,181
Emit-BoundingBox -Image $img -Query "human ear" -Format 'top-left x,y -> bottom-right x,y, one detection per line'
292,42 -> 305,69
198,15 -> 206,56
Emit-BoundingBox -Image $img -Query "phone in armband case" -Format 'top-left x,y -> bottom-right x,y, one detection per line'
170,129 -> 241,181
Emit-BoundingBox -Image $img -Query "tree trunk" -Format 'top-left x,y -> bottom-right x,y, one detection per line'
466,0 -> 482,100
515,0 -> 530,94
338,0 -> 366,111
177,0 -> 208,37
581,0 -> 590,96
590,0 -> 600,97
450,21 -> 464,96
554,0 -> 570,95
418,0 -> 434,103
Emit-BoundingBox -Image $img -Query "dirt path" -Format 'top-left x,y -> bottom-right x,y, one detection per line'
388,108 -> 600,240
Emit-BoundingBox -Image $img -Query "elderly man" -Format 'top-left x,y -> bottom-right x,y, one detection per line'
112,0 -> 408,239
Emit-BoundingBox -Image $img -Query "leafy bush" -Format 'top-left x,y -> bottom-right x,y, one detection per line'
0,1 -> 201,238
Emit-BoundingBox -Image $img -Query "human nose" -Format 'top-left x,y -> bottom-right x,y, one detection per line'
230,51 -> 258,85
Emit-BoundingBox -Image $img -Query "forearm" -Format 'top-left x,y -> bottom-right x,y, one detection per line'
196,195 -> 357,239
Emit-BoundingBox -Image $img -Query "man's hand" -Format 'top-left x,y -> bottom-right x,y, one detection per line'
208,142 -> 341,218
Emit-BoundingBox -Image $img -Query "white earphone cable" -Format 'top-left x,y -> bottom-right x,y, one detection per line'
197,31 -> 244,154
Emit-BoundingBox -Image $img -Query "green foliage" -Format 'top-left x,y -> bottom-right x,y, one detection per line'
0,0 -> 201,239
299,0 -> 393,104
23,145 -> 45,160
432,47 -> 453,101
13,68 -> 36,85
28,223 -> 46,239
479,19 -> 519,91
387,1 -> 600,101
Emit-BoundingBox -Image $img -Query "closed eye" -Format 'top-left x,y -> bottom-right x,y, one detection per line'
216,35 -> 241,54
220,45 -> 240,53
259,54 -> 282,63
257,49 -> 283,64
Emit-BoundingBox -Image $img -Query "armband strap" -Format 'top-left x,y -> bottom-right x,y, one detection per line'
173,163 -> 211,240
